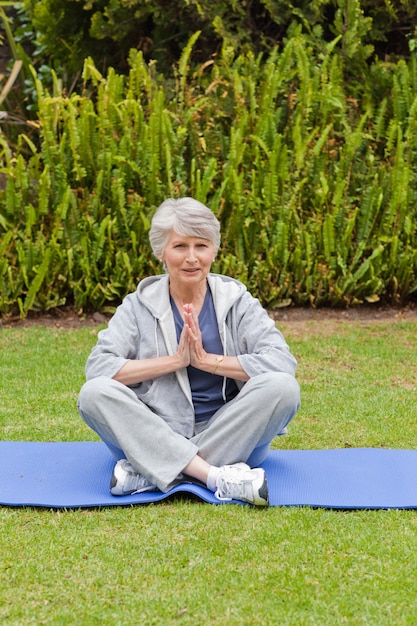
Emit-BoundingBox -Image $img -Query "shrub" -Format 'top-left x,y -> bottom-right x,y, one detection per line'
13,0 -> 417,86
1,32 -> 417,316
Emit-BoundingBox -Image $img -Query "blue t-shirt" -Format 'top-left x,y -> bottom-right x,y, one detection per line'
171,289 -> 238,422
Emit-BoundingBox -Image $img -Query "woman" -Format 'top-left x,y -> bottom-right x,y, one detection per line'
78,197 -> 300,506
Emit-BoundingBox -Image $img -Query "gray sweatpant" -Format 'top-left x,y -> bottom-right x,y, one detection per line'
77,372 -> 300,492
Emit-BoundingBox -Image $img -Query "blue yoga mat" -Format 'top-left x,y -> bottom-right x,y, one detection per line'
1,441 -> 417,509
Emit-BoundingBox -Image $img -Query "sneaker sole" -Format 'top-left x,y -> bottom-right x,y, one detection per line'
253,473 -> 269,506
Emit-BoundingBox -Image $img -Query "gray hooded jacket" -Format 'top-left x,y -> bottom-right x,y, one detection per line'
85,273 -> 297,438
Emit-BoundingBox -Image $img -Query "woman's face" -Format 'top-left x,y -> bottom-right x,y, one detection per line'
161,230 -> 215,291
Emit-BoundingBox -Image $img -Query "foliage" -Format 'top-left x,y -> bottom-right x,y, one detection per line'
1,31 -> 417,316
11,0 -> 417,85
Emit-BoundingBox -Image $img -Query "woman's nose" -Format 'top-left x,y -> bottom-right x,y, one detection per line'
186,249 -> 197,262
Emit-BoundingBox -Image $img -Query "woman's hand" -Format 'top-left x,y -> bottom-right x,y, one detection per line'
172,303 -> 249,381
183,303 -> 209,369
176,323 -> 191,368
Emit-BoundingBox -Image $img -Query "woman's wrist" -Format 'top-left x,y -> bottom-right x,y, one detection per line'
211,355 -> 224,375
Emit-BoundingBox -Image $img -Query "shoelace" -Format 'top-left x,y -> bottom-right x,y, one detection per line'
129,474 -> 155,492
122,463 -> 153,493
215,474 -> 249,501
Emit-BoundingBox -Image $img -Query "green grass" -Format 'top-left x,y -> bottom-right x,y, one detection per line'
1,318 -> 417,625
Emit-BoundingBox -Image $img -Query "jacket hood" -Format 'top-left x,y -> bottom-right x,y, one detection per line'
135,273 -> 247,322
135,274 -> 171,318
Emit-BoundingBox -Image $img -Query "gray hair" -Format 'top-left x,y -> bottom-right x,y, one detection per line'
149,197 -> 221,259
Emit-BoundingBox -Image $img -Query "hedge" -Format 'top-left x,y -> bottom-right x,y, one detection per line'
1,31 -> 417,316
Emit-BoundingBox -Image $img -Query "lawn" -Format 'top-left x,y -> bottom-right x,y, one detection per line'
1,314 -> 417,625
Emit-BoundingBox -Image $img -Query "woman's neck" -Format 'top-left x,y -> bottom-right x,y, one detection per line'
169,281 -> 208,313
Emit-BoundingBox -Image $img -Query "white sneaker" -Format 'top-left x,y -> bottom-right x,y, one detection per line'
222,462 -> 250,472
215,464 -> 269,506
110,459 -> 156,496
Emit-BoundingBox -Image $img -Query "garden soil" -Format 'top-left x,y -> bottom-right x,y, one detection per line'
2,303 -> 417,337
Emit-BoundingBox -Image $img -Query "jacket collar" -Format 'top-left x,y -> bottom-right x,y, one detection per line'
136,272 -> 245,321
